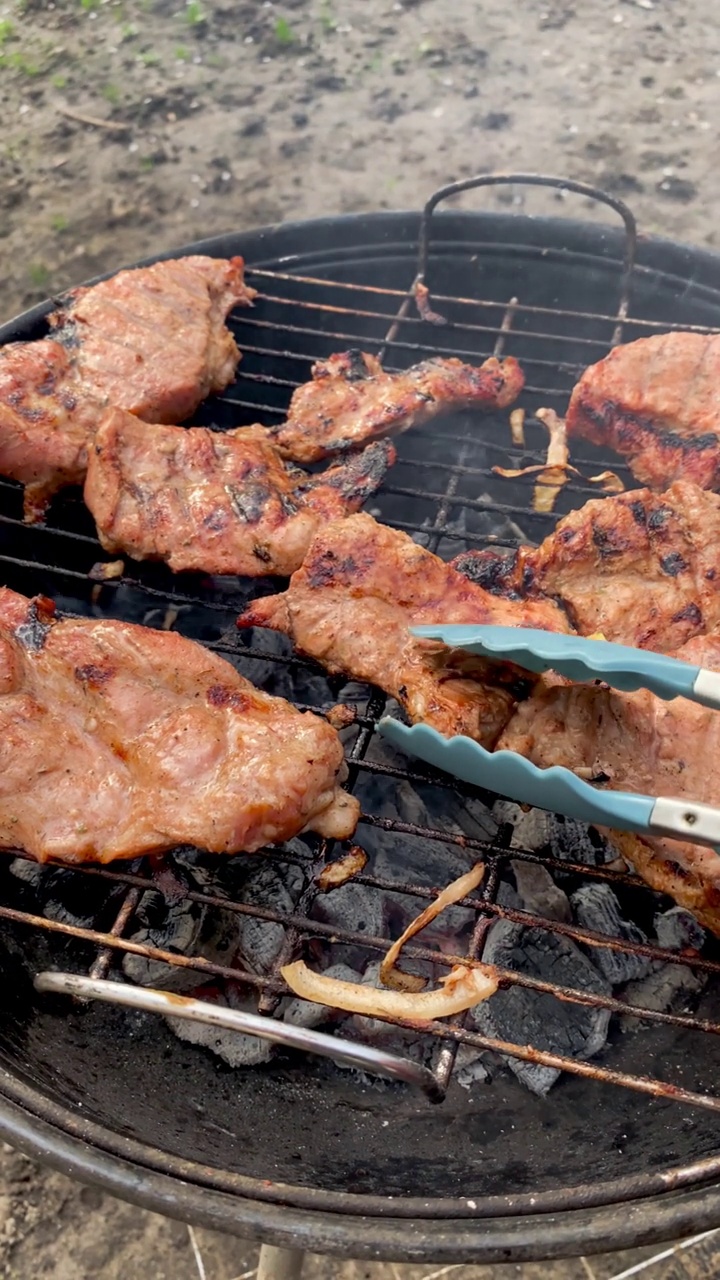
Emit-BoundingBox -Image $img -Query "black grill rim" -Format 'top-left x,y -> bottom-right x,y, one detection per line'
5,1087 -> 720,1265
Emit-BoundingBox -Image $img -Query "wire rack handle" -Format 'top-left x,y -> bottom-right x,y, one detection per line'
34,971 -> 444,1103
418,172 -> 638,344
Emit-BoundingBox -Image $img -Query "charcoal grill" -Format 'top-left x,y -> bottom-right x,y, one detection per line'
3,174 -> 720,1266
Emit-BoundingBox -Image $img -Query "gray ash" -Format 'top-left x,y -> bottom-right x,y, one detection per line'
493,800 -> 621,865
122,889 -> 239,993
654,905 -> 706,954
473,919 -> 612,1096
571,884 -> 653,985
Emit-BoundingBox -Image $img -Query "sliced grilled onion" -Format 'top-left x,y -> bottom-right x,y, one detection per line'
380,861 -> 486,992
509,407 -> 526,448
589,470 -> 625,494
281,861 -> 498,1022
494,409 -> 573,514
532,408 -> 570,513
281,960 -> 498,1023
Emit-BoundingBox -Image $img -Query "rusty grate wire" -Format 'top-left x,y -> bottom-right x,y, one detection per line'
3,173 -> 720,1115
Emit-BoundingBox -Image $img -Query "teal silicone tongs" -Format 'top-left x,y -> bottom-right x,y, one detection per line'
378,626 -> 720,852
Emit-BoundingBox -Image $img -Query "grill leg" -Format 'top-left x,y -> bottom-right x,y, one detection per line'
256,1243 -> 306,1280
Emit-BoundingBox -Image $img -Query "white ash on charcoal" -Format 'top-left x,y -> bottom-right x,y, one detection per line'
620,965 -> 708,1032
618,906 -> 708,1032
7,857 -> 128,930
358,740 -> 497,844
233,857 -> 306,975
570,884 -> 653,984
472,919 -> 612,1096
7,859 -> 43,888
167,962 -> 359,1069
122,889 -> 240,993
509,859 -> 572,924
455,1045 -> 494,1090
170,839 -> 309,901
654,905 -> 706,953
166,980 -> 275,1068
492,801 -> 622,866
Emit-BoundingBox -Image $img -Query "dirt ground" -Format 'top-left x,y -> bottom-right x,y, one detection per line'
1,0 -> 719,321
0,0 -> 719,1276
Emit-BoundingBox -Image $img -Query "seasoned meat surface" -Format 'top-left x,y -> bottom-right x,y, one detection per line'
0,256 -> 254,520
268,349 -> 525,463
453,481 -> 720,652
497,633 -> 720,935
238,514 -> 570,746
566,332 -> 720,491
0,340 -> 98,522
85,408 -> 395,577
50,255 -> 255,422
0,588 -> 357,864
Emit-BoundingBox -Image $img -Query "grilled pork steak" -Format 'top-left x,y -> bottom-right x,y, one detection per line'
0,256 -> 255,521
453,480 -> 720,653
238,513 -> 571,747
497,633 -> 720,936
85,409 -> 395,577
0,340 -> 98,523
0,588 -> 357,864
566,332 -> 720,491
267,349 -> 525,463
50,255 -> 255,421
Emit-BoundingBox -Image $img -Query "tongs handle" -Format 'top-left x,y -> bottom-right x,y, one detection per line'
377,719 -> 720,854
411,625 -> 720,710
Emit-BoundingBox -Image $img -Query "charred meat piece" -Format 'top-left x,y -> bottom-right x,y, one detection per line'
237,514 -> 570,747
0,256 -> 254,520
84,408 -> 395,577
267,349 -> 525,463
50,255 -> 255,422
0,588 -> 358,864
0,340 -> 99,523
566,332 -> 720,491
453,481 -> 720,653
497,633 -> 720,935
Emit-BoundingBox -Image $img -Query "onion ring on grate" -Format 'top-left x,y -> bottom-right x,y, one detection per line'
380,861 -> 486,992
281,959 -> 498,1023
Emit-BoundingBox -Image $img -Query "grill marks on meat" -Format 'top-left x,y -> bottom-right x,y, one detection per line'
453,481 -> 720,652
0,341 -> 99,522
0,256 -> 254,521
566,332 -> 720,491
0,588 -> 358,864
84,408 -> 395,577
50,255 -> 255,422
237,514 -> 570,747
497,634 -> 720,936
267,349 -> 525,463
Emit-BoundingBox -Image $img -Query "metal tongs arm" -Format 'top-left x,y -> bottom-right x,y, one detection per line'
379,625 -> 720,853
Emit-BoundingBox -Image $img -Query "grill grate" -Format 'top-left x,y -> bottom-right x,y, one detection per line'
3,174 -> 720,1116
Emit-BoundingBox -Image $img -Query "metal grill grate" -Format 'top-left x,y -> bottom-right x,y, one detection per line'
4,174 -> 720,1116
